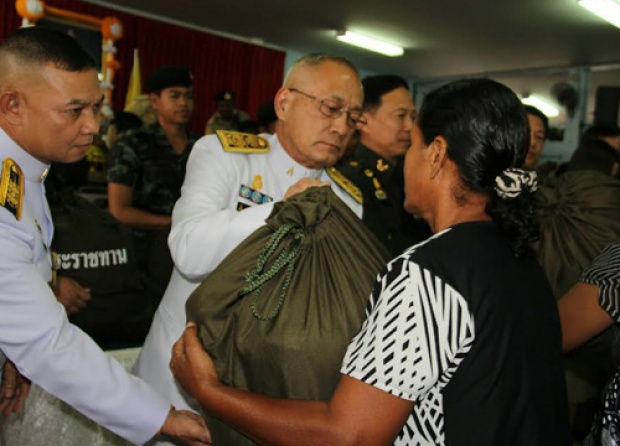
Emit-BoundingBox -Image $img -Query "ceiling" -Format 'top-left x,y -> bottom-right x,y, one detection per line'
88,0 -> 620,78
88,0 -> 620,121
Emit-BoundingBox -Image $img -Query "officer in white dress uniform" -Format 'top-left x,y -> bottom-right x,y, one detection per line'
133,54 -> 366,443
0,27 -> 209,445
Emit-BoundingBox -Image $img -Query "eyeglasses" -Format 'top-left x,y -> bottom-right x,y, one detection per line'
288,88 -> 367,127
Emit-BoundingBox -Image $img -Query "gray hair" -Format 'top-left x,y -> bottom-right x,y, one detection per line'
283,54 -> 360,86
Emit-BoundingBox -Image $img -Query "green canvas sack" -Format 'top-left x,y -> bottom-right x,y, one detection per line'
186,186 -> 389,445
533,170 -> 620,299
532,170 -> 620,420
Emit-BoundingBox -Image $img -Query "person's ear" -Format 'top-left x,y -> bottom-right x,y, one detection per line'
429,136 -> 448,179
149,92 -> 160,109
0,91 -> 22,125
273,87 -> 290,121
357,110 -> 373,135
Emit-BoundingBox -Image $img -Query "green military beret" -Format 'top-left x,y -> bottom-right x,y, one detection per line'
146,65 -> 193,92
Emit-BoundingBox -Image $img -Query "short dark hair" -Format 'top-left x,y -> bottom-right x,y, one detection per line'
362,75 -> 410,112
237,120 -> 260,134
417,78 -> 537,256
583,123 -> 620,139
256,101 -> 277,127
0,26 -> 97,71
524,105 -> 549,138
111,111 -> 143,134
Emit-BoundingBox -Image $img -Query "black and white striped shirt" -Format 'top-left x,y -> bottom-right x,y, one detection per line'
342,221 -> 570,446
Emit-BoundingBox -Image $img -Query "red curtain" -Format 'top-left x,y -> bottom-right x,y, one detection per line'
0,0 -> 285,133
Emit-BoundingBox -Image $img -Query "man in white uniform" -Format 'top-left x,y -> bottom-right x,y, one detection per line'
0,27 -> 209,445
133,54 -> 365,443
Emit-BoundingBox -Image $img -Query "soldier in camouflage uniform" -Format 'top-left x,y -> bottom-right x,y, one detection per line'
107,65 -> 200,306
204,90 -> 250,135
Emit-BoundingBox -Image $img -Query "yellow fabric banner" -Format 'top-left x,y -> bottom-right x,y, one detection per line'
124,48 -> 141,111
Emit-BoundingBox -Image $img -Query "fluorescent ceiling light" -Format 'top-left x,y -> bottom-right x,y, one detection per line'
336,31 -> 404,57
521,95 -> 560,118
578,0 -> 620,29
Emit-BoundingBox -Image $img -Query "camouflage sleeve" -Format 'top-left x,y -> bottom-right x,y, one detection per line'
106,135 -> 139,186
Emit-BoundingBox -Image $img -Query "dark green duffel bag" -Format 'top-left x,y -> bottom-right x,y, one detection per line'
533,170 -> 620,299
532,170 -> 620,427
186,186 -> 389,445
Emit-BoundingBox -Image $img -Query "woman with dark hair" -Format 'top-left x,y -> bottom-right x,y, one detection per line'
170,78 -> 571,445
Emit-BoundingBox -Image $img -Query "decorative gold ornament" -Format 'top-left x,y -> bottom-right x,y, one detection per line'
252,175 -> 263,190
376,159 -> 390,172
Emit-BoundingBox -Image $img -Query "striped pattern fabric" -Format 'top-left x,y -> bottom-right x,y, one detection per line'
342,230 -> 475,446
581,243 -> 620,446
581,243 -> 620,323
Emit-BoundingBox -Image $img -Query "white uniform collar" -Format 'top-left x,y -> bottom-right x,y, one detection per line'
268,133 -> 324,181
0,126 -> 51,183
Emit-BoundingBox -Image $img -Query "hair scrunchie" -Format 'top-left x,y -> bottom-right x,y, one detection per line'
494,168 -> 538,199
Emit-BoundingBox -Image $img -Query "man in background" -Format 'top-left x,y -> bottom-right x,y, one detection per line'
523,104 -> 549,171
334,75 -> 430,256
107,65 -> 200,306
568,123 -> 620,177
204,89 -> 249,134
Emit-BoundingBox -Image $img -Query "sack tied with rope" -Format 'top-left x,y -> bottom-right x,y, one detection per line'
186,186 -> 390,445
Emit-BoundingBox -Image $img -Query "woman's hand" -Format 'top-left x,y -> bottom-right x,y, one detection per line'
170,323 -> 219,402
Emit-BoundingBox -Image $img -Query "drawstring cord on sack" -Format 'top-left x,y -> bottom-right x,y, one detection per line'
238,222 -> 305,321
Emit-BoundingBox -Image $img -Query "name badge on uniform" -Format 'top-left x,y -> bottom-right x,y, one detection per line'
237,184 -> 273,211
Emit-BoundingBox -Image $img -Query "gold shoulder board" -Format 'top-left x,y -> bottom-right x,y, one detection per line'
326,166 -> 363,204
0,158 -> 24,220
216,130 -> 270,154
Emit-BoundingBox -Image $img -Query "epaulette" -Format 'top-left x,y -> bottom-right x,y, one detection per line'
216,130 -> 270,153
326,166 -> 363,204
0,158 -> 24,220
